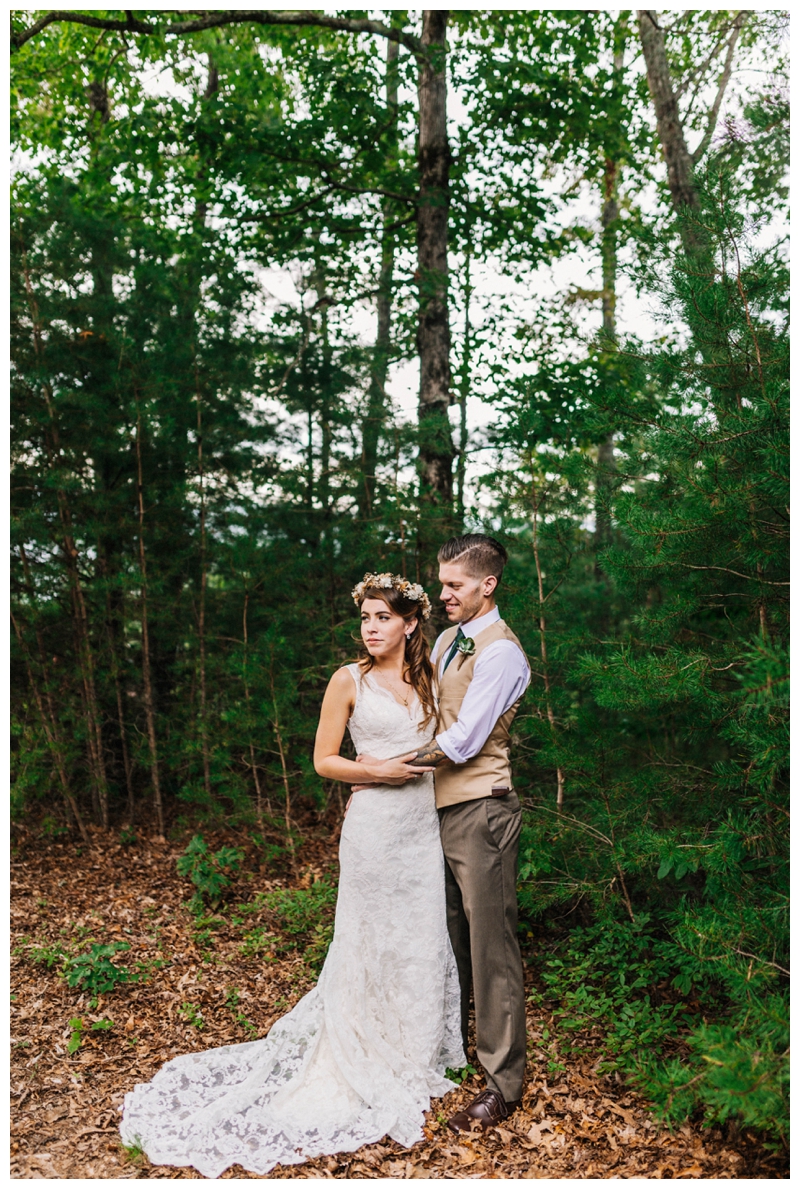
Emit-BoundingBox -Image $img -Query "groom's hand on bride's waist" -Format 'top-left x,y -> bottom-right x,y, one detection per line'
349,751 -> 436,792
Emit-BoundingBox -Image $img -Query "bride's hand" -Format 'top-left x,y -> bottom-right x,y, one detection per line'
368,752 -> 434,785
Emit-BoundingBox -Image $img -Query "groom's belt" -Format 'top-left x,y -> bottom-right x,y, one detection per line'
490,786 -> 511,798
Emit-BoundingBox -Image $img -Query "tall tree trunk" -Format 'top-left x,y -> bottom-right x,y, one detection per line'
456,240 -> 472,528
530,476 -> 565,810
268,647 -> 296,872
242,586 -> 268,827
595,22 -> 626,570
594,158 -> 618,573
189,60 -> 219,807
134,397 -> 165,837
417,10 -> 455,560
637,10 -> 701,225
361,28 -> 401,521
106,589 -> 136,822
637,10 -> 744,264
361,28 -> 399,516
194,359 -> 212,803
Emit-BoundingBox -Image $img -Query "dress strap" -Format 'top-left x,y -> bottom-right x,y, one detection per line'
345,663 -> 363,709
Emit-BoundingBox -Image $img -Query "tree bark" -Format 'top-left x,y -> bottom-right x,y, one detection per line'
637,10 -> 700,225
360,29 -> 401,520
456,241 -> 472,528
530,476 -> 565,810
637,9 -> 743,267
242,586 -> 268,827
595,21 -> 626,568
416,10 -> 455,536
594,155 -> 618,569
194,359 -> 212,804
106,589 -> 136,822
134,397 -> 165,838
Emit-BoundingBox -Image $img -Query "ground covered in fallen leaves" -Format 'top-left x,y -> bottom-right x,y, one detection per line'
11,820 -> 787,1180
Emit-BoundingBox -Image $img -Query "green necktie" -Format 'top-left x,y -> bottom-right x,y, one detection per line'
442,627 -> 465,672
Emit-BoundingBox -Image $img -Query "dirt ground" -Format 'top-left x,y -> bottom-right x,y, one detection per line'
10,822 -> 787,1180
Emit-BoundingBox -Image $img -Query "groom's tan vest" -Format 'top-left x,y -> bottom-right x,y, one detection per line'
435,619 -> 526,809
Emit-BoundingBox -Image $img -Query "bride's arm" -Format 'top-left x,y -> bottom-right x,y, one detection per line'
313,669 -> 433,785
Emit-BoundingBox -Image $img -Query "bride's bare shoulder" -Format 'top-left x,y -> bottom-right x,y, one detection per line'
327,665 -> 358,696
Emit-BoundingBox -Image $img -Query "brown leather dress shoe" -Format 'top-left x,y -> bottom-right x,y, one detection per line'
448,1088 -> 521,1134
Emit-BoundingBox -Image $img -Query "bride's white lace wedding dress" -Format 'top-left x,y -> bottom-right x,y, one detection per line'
119,664 -> 465,1178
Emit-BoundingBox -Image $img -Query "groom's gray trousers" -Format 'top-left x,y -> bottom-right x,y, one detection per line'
438,792 -> 526,1103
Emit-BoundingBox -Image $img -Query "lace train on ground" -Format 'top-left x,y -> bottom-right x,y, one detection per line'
119,665 -> 465,1177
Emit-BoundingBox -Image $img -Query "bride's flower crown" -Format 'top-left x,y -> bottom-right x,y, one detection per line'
351,572 -> 432,620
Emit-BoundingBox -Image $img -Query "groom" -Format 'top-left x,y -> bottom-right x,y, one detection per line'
410,534 -> 530,1133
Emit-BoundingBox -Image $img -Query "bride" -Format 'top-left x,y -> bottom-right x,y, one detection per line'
119,573 -> 465,1178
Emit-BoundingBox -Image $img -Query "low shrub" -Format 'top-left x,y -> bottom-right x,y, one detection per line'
176,835 -> 244,914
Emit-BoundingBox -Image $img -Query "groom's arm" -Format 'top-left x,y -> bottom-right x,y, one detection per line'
435,641 -> 530,764
406,741 -> 448,767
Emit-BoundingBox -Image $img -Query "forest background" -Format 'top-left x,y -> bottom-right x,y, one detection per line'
10,6 -> 789,1155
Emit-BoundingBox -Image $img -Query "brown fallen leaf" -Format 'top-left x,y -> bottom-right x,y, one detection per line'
527,1118 -> 555,1145
603,1097 -> 637,1127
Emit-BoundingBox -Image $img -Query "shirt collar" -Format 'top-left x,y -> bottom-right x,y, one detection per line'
459,605 -> 500,640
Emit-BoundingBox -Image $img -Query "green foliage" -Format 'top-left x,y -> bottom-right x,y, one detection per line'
531,920 -> 694,1065
9,8 -> 787,1157
120,1138 -> 146,1164
505,176 -> 787,1146
178,1002 -> 205,1029
224,987 -> 259,1038
445,1064 -> 478,1085
650,1001 -> 788,1145
64,942 -> 138,998
14,938 -> 69,970
176,836 -> 244,912
66,1015 -> 114,1054
259,882 -> 337,974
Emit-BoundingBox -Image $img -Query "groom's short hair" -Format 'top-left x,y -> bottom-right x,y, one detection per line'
438,534 -> 508,583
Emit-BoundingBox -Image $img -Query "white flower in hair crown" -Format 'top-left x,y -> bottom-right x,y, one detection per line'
351,573 -> 432,620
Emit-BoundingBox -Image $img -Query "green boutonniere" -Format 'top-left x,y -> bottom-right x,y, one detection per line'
456,636 -> 476,659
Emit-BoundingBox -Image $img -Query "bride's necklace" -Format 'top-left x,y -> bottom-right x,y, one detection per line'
373,669 -> 411,707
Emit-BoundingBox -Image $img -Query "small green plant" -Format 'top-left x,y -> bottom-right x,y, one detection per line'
250,833 -> 290,869
224,988 -> 258,1038
304,921 -> 335,975
13,938 -> 69,970
178,1001 -> 205,1029
239,926 -> 275,959
176,835 -> 244,913
40,815 -> 69,839
120,1137 -> 146,1164
66,1016 -> 114,1053
135,956 -> 166,980
65,942 -> 138,997
445,1064 -> 478,1085
119,826 -> 137,846
260,881 -> 337,971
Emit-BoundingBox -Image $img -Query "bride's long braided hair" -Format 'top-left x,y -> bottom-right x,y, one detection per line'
355,584 -> 437,732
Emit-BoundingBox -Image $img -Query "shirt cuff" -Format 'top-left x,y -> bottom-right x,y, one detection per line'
435,732 -> 463,766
